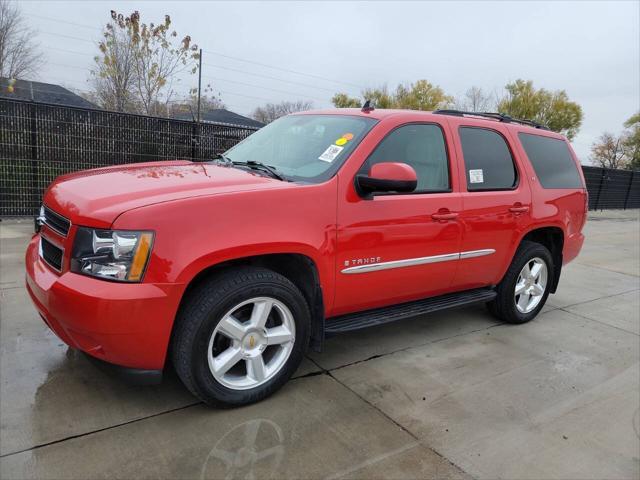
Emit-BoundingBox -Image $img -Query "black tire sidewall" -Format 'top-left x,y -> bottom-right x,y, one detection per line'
184,270 -> 310,406
498,242 -> 554,324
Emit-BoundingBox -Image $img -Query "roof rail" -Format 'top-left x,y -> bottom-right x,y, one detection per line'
433,109 -> 549,130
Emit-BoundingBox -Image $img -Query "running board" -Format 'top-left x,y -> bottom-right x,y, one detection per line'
325,288 -> 496,335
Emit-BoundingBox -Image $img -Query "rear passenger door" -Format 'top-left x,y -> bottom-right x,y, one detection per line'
450,124 -> 532,290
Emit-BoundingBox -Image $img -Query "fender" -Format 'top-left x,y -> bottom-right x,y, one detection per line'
112,179 -> 339,310
502,220 -> 566,292
175,246 -> 328,352
175,242 -> 333,307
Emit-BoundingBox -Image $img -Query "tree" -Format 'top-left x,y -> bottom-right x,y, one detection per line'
331,92 -> 361,108
0,0 -> 44,79
331,80 -> 452,111
590,112 -> 640,170
455,86 -> 495,112
394,80 -> 453,110
90,13 -> 138,112
497,79 -> 583,141
622,112 -> 639,169
590,133 -> 628,169
251,100 -> 313,124
91,10 -> 200,115
170,85 -> 225,119
361,84 -> 394,109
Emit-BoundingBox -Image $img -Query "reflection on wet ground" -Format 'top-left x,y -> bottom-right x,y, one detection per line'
1,212 -> 639,479
2,373 -> 466,479
200,418 -> 285,480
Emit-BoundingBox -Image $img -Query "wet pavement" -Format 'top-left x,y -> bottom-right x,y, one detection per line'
1,210 -> 639,479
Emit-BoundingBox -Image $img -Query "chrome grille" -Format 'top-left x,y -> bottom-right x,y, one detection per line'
40,237 -> 64,271
43,206 -> 71,236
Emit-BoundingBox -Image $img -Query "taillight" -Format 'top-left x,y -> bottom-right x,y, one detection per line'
584,190 -> 589,213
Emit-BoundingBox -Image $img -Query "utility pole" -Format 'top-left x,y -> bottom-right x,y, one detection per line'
196,48 -> 203,123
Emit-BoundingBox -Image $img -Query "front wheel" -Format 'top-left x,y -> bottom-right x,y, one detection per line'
172,267 -> 310,407
487,241 -> 553,324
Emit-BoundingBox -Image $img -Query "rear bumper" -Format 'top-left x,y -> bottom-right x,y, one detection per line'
563,231 -> 585,264
25,235 -> 184,371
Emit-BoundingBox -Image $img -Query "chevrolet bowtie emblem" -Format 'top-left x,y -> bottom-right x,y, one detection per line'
249,336 -> 255,348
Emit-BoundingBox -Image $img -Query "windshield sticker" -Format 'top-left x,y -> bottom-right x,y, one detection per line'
335,137 -> 348,146
469,169 -> 484,183
319,144 -> 344,162
342,133 -> 354,141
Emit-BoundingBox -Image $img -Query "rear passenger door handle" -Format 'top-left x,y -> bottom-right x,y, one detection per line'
509,206 -> 530,214
431,212 -> 459,221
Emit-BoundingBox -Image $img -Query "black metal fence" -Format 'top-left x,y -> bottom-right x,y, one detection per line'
0,98 -> 258,216
1,97 -> 639,216
582,166 -> 639,210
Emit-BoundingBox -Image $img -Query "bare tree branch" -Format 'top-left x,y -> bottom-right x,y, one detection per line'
251,100 -> 313,124
0,0 -> 44,79
590,132 -> 629,169
90,10 -> 199,115
454,86 -> 495,112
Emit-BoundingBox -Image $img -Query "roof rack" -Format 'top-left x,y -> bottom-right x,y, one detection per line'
433,109 -> 549,130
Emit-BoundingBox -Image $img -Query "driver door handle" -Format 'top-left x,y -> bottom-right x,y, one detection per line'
431,211 -> 459,221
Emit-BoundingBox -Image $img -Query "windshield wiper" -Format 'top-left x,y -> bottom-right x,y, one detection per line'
212,153 -> 233,165
211,155 -> 286,181
233,160 -> 286,181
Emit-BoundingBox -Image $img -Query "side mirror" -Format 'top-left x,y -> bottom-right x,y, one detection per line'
355,162 -> 417,197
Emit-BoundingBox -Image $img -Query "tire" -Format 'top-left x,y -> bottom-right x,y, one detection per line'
487,241 -> 554,324
171,267 -> 310,407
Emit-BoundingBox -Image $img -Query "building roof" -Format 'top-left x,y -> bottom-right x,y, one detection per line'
173,109 -> 264,129
0,78 -> 98,109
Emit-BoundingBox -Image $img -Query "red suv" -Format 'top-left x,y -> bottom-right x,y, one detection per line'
25,108 -> 587,406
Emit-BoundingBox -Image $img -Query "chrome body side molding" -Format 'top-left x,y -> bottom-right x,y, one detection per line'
341,253 -> 459,274
341,249 -> 495,274
459,249 -> 496,259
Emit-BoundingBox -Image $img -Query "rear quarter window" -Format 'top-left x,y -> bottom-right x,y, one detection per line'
518,133 -> 583,189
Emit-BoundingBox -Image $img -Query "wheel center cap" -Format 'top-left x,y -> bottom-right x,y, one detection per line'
242,330 -> 266,355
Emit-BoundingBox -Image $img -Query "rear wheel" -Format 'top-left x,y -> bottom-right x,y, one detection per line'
487,241 -> 553,324
172,267 -> 310,407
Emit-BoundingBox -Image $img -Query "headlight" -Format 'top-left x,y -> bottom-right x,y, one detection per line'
71,227 -> 154,282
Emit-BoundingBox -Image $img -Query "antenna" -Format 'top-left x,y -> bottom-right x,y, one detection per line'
361,99 -> 374,112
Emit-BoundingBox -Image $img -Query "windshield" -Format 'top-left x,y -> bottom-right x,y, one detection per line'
223,114 -> 377,182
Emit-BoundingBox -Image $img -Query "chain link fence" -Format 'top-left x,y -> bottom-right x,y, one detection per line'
1,97 -> 638,216
0,98 -> 258,216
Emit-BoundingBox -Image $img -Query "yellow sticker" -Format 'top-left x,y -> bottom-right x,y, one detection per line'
335,138 -> 348,146
342,133 -> 354,141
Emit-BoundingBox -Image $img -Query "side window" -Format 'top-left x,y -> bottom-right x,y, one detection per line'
363,124 -> 449,192
518,133 -> 583,188
459,127 -> 517,191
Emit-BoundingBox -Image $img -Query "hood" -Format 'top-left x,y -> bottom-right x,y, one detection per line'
43,161 -> 290,227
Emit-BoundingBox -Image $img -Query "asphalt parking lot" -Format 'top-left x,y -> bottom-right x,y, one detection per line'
1,211 -> 639,480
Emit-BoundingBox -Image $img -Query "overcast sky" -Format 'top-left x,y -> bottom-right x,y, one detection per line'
19,0 -> 640,163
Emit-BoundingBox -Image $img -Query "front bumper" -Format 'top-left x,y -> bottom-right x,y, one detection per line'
25,234 -> 184,371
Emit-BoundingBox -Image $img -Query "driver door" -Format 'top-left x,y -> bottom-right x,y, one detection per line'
333,122 -> 463,316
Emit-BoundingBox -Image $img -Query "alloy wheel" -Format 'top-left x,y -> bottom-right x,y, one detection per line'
514,257 -> 548,314
207,297 -> 296,390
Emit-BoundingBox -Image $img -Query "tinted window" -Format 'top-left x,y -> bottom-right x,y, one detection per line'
519,133 -> 583,188
459,127 -> 517,190
363,124 -> 449,192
